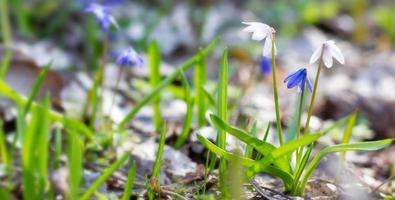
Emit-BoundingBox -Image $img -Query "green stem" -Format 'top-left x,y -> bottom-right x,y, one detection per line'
295,81 -> 306,162
0,0 -> 12,79
303,49 -> 324,136
0,0 -> 12,44
270,34 -> 283,145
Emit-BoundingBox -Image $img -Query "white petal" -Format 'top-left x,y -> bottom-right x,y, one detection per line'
251,31 -> 266,41
309,47 -> 322,64
323,50 -> 333,68
262,38 -> 272,57
328,43 -> 344,64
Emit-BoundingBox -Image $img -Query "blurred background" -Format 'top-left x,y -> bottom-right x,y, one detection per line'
3,0 -> 395,138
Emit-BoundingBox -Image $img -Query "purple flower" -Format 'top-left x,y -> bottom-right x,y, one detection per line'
114,48 -> 144,67
283,68 -> 312,93
260,56 -> 271,75
84,3 -> 119,32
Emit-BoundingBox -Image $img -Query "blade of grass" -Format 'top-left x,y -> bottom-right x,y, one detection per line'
175,73 -> 194,149
0,187 -> 12,200
0,120 -> 9,174
80,152 -> 130,200
148,123 -> 166,200
148,41 -> 162,131
54,127 -> 62,170
36,95 -> 51,199
340,111 -> 357,159
122,160 -> 137,200
209,114 -> 291,172
297,139 -> 393,195
152,123 -> 166,180
0,80 -> 93,137
0,0 -> 12,79
201,86 -> 216,109
245,121 -> 257,159
118,37 -> 219,129
247,133 -> 321,179
195,49 -> 207,127
196,134 -> 293,184
68,129 -> 84,200
23,62 -> 52,115
217,49 -> 229,198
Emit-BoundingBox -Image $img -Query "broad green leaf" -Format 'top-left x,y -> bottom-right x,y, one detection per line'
209,114 -> 291,172
247,133 -> 321,178
68,129 -> 84,200
297,139 -> 393,195
196,134 -> 294,187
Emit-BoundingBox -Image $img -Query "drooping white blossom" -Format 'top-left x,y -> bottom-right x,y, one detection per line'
309,40 -> 345,68
242,22 -> 276,57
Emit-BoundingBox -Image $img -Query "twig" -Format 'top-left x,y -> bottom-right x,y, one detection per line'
250,179 -> 292,200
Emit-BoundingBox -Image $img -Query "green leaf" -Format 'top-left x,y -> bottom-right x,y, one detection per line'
217,49 -> 228,197
195,49 -> 207,127
118,37 -> 219,129
80,152 -> 130,200
174,73 -> 194,149
148,41 -> 162,131
201,86 -> 216,109
122,161 -> 137,200
152,123 -> 166,180
247,133 -> 321,178
209,114 -> 291,173
23,62 -> 52,115
68,129 -> 84,200
341,111 -> 357,159
245,121 -> 257,158
196,134 -> 294,186
297,139 -> 393,195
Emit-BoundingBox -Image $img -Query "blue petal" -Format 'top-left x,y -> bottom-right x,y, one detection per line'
260,56 -> 271,75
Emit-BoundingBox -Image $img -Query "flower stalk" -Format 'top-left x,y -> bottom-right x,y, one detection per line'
270,33 -> 284,146
303,47 -> 324,136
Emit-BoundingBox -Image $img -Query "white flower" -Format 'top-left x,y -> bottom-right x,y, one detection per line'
309,40 -> 345,68
242,22 -> 276,57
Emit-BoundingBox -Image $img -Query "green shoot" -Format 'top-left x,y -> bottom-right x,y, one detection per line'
148,123 -> 167,199
21,94 -> 51,199
67,129 -> 83,200
148,41 -> 162,131
0,0 -> 12,79
245,121 -> 257,159
0,80 -> 93,137
54,127 -> 62,170
122,161 -> 137,200
80,152 -> 130,200
195,49 -> 207,127
297,139 -> 393,195
341,111 -> 357,159
23,62 -> 52,115
175,73 -> 194,149
118,37 -> 219,129
0,120 -> 9,173
217,49 -> 229,197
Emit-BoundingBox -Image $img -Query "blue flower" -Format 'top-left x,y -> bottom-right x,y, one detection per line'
84,3 -> 119,32
260,56 -> 271,75
283,68 -> 313,93
114,48 -> 144,67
